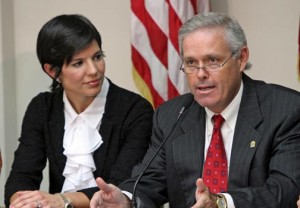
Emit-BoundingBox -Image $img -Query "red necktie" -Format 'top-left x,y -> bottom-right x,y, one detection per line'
203,114 -> 228,194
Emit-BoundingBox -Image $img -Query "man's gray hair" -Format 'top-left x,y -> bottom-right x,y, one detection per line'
178,12 -> 251,69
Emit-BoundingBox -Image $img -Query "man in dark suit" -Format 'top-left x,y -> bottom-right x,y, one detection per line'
90,12 -> 300,208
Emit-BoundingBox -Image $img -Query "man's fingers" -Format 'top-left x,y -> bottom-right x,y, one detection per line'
196,178 -> 207,193
95,177 -> 117,194
90,192 -> 102,208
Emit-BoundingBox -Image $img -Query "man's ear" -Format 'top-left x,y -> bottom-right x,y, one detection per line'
238,46 -> 249,72
43,63 -> 56,79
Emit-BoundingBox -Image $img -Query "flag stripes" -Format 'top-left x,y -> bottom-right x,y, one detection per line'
298,19 -> 300,81
131,0 -> 210,108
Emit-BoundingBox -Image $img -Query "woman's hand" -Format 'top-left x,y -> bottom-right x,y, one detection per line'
9,190 -> 62,208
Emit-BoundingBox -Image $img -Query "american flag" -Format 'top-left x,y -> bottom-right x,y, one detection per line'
298,18 -> 300,81
0,149 -> 2,175
131,0 -> 210,108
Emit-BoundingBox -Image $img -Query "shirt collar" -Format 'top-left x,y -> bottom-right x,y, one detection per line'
205,81 -> 243,129
64,77 -> 110,130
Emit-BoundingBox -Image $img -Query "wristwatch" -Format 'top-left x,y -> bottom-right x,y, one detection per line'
216,194 -> 227,208
58,193 -> 73,208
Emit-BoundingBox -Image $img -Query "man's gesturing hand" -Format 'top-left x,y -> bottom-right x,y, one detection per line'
90,177 -> 131,208
191,178 -> 218,208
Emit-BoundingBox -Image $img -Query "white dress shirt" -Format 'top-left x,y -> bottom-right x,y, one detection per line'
61,78 -> 109,192
204,81 -> 244,208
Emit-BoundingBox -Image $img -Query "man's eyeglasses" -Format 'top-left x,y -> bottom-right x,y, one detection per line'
180,53 -> 234,74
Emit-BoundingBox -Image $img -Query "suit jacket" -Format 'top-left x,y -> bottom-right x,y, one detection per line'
5,79 -> 153,207
120,74 -> 300,208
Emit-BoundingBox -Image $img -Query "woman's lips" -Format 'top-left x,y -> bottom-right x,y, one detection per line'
86,79 -> 100,87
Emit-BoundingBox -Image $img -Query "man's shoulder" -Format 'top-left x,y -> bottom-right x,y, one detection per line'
159,93 -> 194,109
244,74 -> 300,101
254,81 -> 300,101
246,77 -> 300,118
155,93 -> 195,122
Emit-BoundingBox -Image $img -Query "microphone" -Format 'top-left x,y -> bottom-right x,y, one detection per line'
131,98 -> 193,208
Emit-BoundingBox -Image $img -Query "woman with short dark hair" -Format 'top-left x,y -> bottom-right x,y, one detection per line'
5,14 -> 153,208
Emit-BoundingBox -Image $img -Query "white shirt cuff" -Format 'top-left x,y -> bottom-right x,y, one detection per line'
122,191 -> 133,200
222,193 -> 235,208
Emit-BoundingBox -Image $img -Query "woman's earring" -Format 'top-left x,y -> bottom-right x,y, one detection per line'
56,78 -> 61,83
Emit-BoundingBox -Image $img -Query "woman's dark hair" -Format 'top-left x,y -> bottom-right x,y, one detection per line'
36,14 -> 102,91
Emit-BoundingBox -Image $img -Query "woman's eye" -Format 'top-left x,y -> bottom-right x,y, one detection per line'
72,61 -> 83,68
94,54 -> 103,61
94,52 -> 105,61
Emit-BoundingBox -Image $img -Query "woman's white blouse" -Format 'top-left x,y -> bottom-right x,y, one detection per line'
61,78 -> 109,192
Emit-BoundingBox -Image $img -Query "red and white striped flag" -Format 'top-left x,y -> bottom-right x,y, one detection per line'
131,0 -> 210,108
298,18 -> 300,81
0,149 -> 2,175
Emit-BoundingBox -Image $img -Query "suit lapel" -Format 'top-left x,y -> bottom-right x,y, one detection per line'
172,102 -> 206,205
228,74 -> 263,189
94,114 -> 113,176
93,81 -> 116,176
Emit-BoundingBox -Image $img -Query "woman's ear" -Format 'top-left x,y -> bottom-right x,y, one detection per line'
43,63 -> 56,79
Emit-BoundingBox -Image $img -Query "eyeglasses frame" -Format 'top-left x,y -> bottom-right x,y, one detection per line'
179,52 -> 235,74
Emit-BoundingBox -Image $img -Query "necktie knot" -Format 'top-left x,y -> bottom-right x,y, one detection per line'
212,114 -> 224,130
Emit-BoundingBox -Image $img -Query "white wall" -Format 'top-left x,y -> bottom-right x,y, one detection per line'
0,0 -> 18,204
0,0 -> 299,205
0,0 -> 4,202
212,0 -> 300,89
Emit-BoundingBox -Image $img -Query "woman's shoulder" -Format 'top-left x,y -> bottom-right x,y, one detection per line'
30,90 -> 62,104
105,80 -> 153,118
26,90 -> 63,114
107,80 -> 152,106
